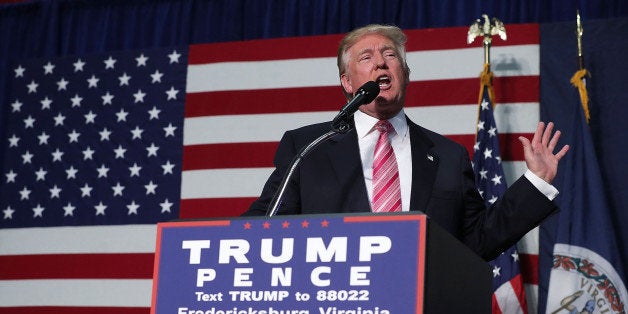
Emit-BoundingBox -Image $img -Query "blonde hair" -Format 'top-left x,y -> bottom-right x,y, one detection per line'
337,24 -> 411,99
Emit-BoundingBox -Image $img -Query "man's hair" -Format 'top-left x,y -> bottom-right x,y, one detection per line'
337,24 -> 411,92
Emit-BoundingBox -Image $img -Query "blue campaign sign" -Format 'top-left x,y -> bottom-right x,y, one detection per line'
151,213 -> 427,314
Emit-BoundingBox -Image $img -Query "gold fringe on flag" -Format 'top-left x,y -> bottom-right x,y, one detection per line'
478,63 -> 496,107
570,68 -> 591,123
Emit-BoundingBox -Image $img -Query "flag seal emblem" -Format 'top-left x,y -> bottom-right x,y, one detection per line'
548,244 -> 627,314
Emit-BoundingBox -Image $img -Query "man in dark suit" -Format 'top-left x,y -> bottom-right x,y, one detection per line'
242,24 -> 569,261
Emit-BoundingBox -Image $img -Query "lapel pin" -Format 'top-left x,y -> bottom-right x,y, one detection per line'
427,154 -> 434,162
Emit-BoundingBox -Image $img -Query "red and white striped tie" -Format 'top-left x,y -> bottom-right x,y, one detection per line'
372,120 -> 402,212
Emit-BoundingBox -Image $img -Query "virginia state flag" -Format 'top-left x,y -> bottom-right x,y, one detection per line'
543,59 -> 627,314
544,94 -> 627,313
539,18 -> 628,314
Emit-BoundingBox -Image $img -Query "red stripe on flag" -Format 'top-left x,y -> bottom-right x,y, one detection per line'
405,23 -> 538,51
179,197 -> 254,219
185,76 -> 538,117
0,307 -> 148,314
188,23 -> 538,63
183,142 -> 279,170
189,34 -> 344,64
520,253 -> 539,285
492,294 -> 504,314
185,86 -> 345,117
406,76 -> 538,107
510,273 -> 529,313
0,254 -> 154,280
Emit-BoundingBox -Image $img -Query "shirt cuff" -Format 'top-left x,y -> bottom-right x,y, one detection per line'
524,169 -> 559,201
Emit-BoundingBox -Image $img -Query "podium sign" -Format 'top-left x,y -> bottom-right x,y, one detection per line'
151,214 -> 427,313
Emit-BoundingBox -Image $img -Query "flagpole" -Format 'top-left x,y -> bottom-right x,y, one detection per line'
467,14 -> 507,106
571,10 -> 591,123
576,10 -> 584,71
467,15 -> 530,314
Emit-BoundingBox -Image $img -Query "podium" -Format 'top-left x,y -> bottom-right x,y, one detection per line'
151,213 -> 491,313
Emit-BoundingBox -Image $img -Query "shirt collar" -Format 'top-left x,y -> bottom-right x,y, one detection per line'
354,109 -> 408,139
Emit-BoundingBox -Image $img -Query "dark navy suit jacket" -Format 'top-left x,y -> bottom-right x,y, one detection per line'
243,116 -> 558,260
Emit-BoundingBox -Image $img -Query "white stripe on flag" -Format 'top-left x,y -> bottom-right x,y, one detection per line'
494,281 -> 525,314
0,225 -> 156,255
0,279 -> 152,307
181,168 -> 274,199
409,45 -> 540,81
183,103 -> 539,145
186,45 -> 539,93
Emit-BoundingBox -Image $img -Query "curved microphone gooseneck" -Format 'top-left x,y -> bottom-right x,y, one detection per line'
265,81 -> 380,217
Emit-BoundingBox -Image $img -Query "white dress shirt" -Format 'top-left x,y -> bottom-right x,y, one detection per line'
353,109 -> 559,213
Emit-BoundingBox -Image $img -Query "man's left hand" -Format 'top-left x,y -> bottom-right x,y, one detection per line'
518,122 -> 570,183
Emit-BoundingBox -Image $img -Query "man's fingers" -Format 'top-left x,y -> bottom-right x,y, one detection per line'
555,145 -> 570,161
542,122 -> 554,146
518,136 -> 531,152
548,130 -> 561,152
532,121 -> 545,146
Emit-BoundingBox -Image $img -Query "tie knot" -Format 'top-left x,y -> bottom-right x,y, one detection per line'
375,120 -> 393,134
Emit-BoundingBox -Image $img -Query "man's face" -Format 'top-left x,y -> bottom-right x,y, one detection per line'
340,34 -> 409,120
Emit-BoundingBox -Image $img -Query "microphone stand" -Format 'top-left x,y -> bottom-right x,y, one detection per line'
265,120 -> 352,217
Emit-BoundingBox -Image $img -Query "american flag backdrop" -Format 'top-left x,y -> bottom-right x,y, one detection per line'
0,24 -> 541,313
473,76 -> 528,313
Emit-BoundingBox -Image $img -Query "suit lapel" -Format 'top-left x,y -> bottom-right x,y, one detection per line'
407,118 -> 439,213
321,118 -> 439,213
327,128 -> 371,212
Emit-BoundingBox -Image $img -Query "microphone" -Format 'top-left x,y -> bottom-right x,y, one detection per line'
332,81 -> 380,128
266,81 -> 380,216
